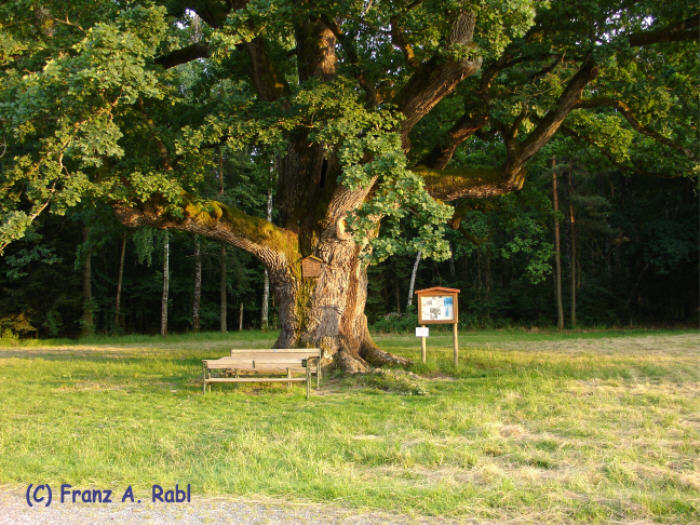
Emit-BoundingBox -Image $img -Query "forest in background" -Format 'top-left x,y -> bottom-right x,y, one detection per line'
1,1 -> 697,341
2,134 -> 696,339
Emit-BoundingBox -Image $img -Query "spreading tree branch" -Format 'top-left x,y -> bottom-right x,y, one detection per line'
575,97 -> 697,160
166,0 -> 235,29
629,15 -> 699,46
419,57 -> 600,200
505,58 -> 599,174
113,200 -> 299,270
422,114 -> 489,169
155,43 -> 211,69
395,11 -> 482,145
560,124 -> 684,179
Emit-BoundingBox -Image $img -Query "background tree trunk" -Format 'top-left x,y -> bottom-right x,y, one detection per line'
568,167 -> 577,328
261,184 -> 273,330
114,233 -> 126,330
394,277 -> 401,314
238,302 -> 243,331
218,148 -> 227,333
161,233 -> 169,337
406,250 -> 422,310
81,226 -> 94,337
192,235 -> 201,332
220,246 -> 227,332
552,158 -> 564,330
448,246 -> 456,278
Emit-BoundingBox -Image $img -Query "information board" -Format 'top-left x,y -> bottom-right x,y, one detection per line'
419,295 -> 455,322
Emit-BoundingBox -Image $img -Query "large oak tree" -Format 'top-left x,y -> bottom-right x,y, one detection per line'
1,0 -> 697,370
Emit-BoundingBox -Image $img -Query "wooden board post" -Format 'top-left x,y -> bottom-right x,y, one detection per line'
421,325 -> 427,363
453,322 -> 459,367
415,287 -> 460,366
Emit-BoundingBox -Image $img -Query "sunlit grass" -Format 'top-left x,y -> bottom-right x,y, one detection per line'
0,330 -> 697,523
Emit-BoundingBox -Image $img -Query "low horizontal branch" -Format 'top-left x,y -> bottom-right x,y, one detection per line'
155,43 -> 210,69
113,200 -> 299,270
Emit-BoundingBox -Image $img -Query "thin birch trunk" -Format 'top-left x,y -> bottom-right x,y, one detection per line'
114,234 -> 126,329
552,157 -> 564,330
406,250 -> 422,310
568,167 -> 577,328
161,233 -> 169,337
218,148 -> 227,333
238,302 -> 244,331
220,246 -> 227,332
261,183 -> 273,329
81,226 -> 94,336
395,277 -> 401,314
192,235 -> 201,332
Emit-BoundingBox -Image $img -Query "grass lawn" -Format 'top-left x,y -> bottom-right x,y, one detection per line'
0,329 -> 698,523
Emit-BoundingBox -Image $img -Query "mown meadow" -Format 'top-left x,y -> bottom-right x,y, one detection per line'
0,329 -> 698,523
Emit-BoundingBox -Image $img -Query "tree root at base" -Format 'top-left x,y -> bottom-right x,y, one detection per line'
361,340 -> 412,367
335,349 -> 370,374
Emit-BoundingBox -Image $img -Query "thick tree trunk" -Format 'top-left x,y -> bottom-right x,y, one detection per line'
268,237 -> 411,373
192,235 -> 202,332
552,158 -> 564,330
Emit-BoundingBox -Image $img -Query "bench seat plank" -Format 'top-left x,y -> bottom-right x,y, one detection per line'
205,377 -> 307,383
202,348 -> 321,398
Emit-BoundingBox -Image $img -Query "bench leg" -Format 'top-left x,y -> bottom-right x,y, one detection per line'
306,363 -> 311,400
287,368 -> 292,389
202,363 -> 206,394
316,358 -> 321,390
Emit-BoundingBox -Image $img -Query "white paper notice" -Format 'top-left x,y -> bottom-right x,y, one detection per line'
420,295 -> 454,322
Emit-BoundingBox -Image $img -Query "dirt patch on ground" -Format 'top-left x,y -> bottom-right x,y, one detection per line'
489,333 -> 699,356
0,487 -> 462,525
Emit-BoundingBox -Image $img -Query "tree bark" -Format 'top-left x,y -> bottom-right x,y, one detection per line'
114,233 -> 126,330
568,167 -> 577,328
265,233 -> 411,372
238,302 -> 243,331
220,245 -> 227,333
161,233 -> 169,337
81,226 -> 94,337
406,250 -> 422,310
552,158 -> 564,330
394,274 -> 401,314
218,147 -> 227,333
261,183 -> 273,330
192,235 -> 202,332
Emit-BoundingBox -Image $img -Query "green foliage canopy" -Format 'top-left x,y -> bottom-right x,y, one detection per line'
0,0 -> 697,260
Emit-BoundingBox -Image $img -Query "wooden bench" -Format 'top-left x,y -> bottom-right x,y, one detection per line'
202,349 -> 322,399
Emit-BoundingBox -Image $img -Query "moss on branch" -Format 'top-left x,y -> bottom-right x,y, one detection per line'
414,165 -> 521,201
183,199 -> 300,262
115,199 -> 300,267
